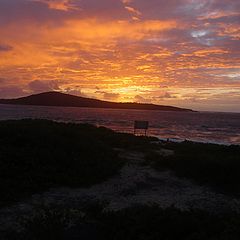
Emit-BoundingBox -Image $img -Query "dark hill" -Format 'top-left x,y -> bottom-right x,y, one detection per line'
0,91 -> 195,112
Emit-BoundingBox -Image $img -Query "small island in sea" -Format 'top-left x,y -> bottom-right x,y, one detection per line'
0,91 -> 195,112
0,119 -> 239,239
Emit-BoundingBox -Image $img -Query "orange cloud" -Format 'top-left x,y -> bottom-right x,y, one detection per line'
0,18 -> 177,68
125,6 -> 142,16
58,19 -> 177,41
184,49 -> 229,57
31,0 -> 79,11
122,0 -> 133,3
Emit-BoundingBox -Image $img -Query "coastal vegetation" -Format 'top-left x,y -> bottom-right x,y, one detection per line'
1,120 -> 240,239
1,119 -> 240,206
0,119 -> 156,206
3,203 -> 240,240
145,141 -> 240,195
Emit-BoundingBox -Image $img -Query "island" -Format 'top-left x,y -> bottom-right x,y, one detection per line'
0,91 -> 195,112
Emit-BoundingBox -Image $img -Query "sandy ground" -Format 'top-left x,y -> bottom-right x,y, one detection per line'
1,149 -> 240,231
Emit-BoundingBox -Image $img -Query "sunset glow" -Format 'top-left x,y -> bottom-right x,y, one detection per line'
0,0 -> 240,112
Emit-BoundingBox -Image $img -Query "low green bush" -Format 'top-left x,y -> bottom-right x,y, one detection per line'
0,119 -> 132,205
146,141 -> 240,195
3,204 -> 240,240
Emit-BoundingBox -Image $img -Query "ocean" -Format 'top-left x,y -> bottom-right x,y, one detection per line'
0,104 -> 240,145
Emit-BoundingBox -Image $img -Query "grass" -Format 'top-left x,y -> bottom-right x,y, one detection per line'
2,203 -> 240,240
145,141 -> 240,195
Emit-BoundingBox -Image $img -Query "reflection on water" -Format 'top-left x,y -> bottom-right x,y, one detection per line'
0,104 -> 240,145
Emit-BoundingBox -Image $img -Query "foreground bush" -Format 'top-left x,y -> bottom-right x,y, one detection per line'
0,119 -> 132,205
3,204 -> 240,240
145,141 -> 240,195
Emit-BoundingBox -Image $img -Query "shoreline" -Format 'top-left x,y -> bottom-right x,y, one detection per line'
0,115 -> 239,146
154,136 -> 237,146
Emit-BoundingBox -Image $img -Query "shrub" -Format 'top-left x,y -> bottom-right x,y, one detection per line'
0,120 -> 128,205
145,141 -> 240,195
3,204 -> 240,240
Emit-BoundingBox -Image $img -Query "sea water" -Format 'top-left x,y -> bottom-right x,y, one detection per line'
0,104 -> 240,145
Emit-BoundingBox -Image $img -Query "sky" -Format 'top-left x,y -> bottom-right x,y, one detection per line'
0,0 -> 239,112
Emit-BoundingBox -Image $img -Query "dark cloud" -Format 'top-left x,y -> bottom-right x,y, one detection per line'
0,44 -> 13,52
28,80 -> 60,93
0,86 -> 25,98
0,0 -> 74,26
103,92 -> 120,100
134,95 -> 148,103
156,92 -> 176,99
0,0 -> 128,26
0,0 -> 239,28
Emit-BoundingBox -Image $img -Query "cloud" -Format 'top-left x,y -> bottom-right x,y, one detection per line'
125,6 -> 141,16
0,86 -> 25,98
157,92 -> 175,99
103,92 -> 120,100
28,80 -> 60,93
64,87 -> 87,97
134,95 -> 148,103
96,90 -> 120,100
0,44 -> 12,52
123,0 -> 142,21
122,0 -> 133,4
31,0 -> 80,11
